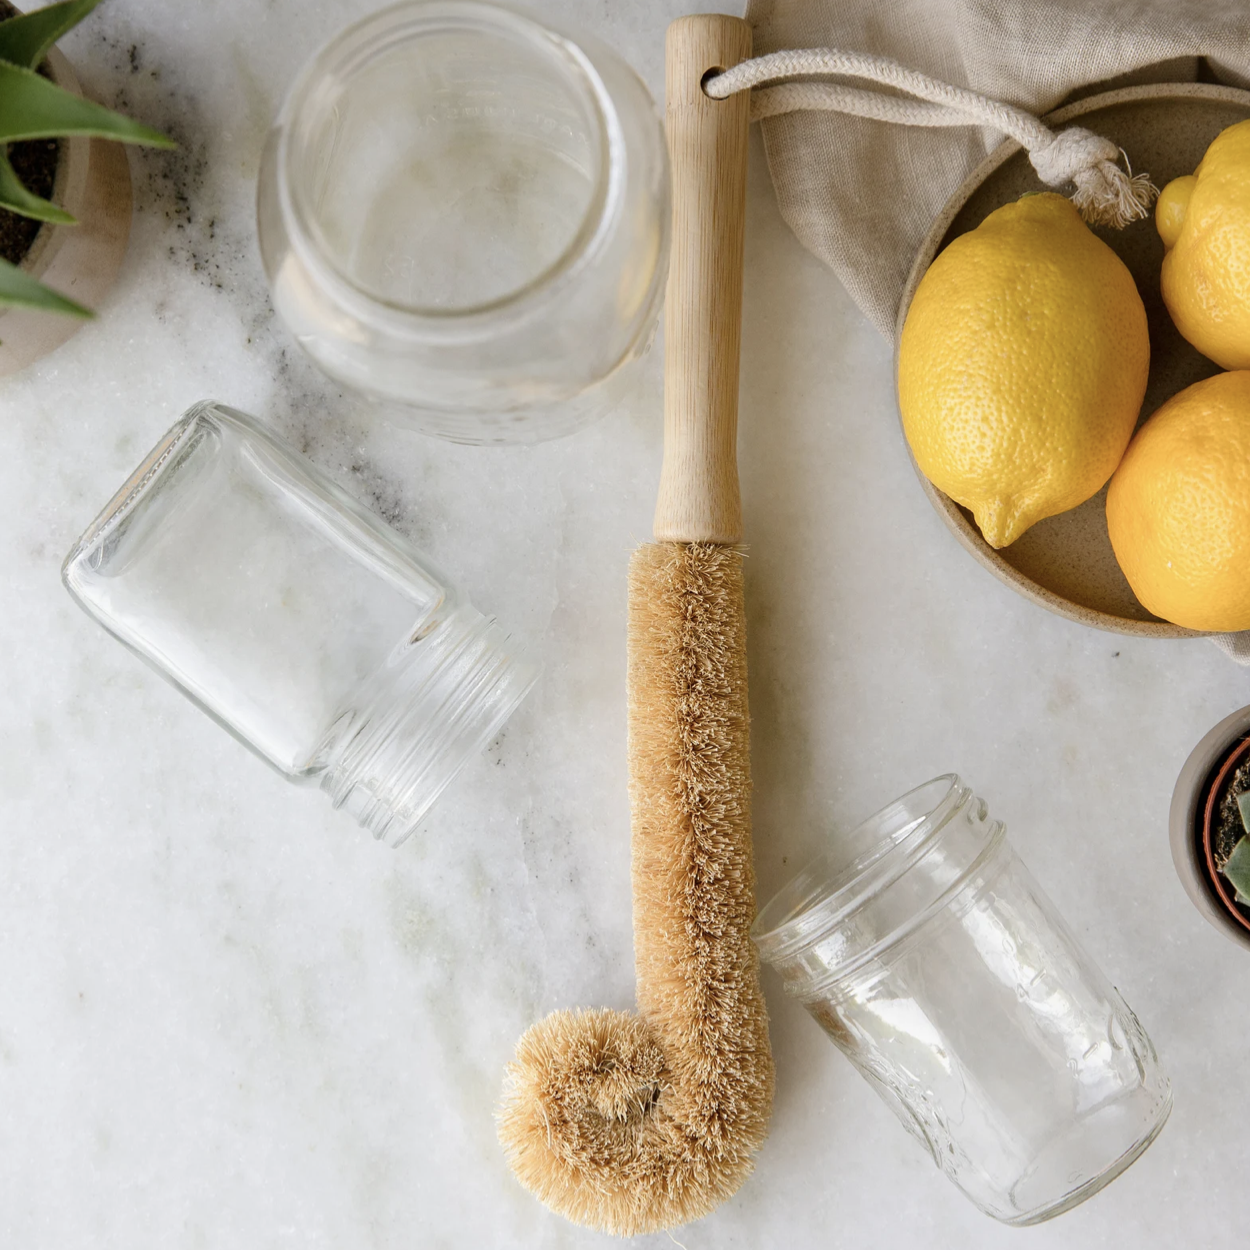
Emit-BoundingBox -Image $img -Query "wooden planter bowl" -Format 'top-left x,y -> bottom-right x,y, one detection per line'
0,44 -> 133,376
896,83 -> 1250,638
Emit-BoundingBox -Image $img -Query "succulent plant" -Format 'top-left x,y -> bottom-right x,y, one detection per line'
0,0 -> 172,317
1219,790 -> 1250,904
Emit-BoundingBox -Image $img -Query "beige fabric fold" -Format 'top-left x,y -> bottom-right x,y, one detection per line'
745,0 -> 1250,340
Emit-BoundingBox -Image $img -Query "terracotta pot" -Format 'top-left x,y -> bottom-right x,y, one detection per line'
1198,735 -> 1250,934
1169,705 -> 1250,950
0,44 -> 133,376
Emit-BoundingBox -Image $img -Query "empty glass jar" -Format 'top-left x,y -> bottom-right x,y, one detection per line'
257,0 -> 669,443
753,776 -> 1171,1225
62,401 -> 537,845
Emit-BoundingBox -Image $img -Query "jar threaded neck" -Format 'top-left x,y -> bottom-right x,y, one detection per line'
321,605 -> 536,845
753,776 -> 1006,999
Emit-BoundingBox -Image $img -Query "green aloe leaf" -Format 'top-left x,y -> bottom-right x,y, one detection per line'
0,148 -> 73,222
1225,834 -> 1250,904
0,60 -> 174,148
0,253 -> 90,315
1237,790 -> 1250,833
0,0 -> 102,69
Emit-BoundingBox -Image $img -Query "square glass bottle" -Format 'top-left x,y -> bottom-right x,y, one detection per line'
63,401 -> 537,844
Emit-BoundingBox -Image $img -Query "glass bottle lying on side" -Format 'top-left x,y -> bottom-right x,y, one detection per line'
754,775 -> 1171,1226
62,401 -> 537,845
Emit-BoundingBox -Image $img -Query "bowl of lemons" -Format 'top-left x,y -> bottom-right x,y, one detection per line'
897,82 -> 1250,637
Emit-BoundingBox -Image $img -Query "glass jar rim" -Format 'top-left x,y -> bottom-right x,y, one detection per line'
273,0 -> 624,336
753,774 -> 988,967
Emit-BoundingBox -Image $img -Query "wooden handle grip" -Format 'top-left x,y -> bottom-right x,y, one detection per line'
653,14 -> 752,544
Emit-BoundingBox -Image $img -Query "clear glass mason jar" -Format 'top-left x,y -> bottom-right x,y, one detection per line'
256,0 -> 670,443
62,402 -> 537,846
753,776 -> 1171,1226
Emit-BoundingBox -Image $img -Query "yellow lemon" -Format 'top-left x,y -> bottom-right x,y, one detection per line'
1158,119 -> 1250,370
899,192 -> 1149,548
1107,371 -> 1250,632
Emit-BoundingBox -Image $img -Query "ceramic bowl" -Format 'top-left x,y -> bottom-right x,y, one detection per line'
1169,704 -> 1250,951
897,83 -> 1250,638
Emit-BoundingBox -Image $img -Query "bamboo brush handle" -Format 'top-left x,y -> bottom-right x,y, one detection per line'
654,14 -> 752,545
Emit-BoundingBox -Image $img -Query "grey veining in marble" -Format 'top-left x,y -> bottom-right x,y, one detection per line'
0,1 -> 1244,1246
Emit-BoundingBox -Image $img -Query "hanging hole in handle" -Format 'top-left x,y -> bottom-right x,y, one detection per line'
700,66 -> 727,97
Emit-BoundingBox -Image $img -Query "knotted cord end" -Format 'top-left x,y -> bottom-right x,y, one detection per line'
1028,126 -> 1159,228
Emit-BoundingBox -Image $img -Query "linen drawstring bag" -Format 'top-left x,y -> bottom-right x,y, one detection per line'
713,0 -> 1250,658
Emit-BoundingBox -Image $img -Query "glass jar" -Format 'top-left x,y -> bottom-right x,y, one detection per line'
62,401 -> 537,846
753,776 -> 1171,1225
256,0 -> 669,443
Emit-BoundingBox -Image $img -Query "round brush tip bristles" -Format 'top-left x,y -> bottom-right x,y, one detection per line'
497,542 -> 774,1236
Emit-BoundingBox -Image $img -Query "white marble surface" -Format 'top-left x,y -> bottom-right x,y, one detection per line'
1,1 -> 1247,1245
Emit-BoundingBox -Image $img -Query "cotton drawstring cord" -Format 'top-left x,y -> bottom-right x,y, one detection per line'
705,48 -> 1158,228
